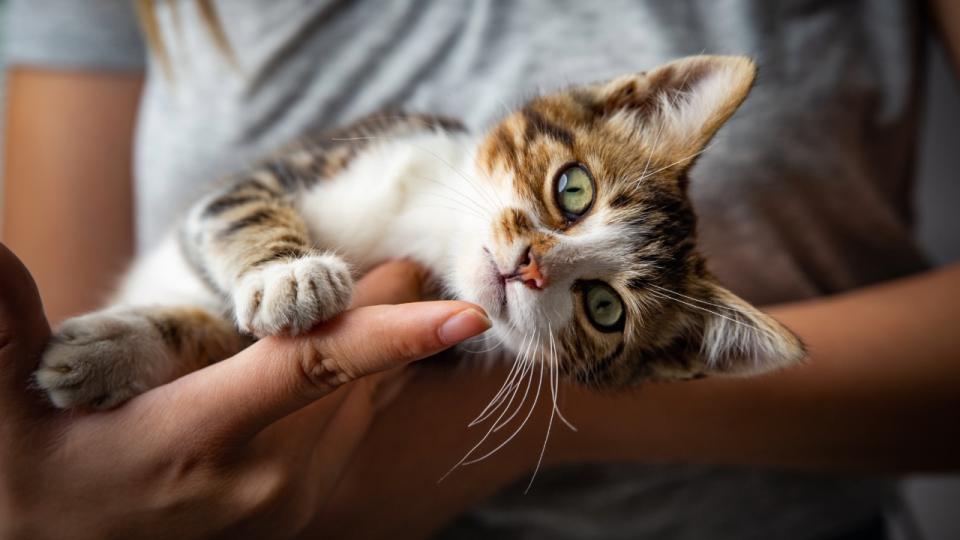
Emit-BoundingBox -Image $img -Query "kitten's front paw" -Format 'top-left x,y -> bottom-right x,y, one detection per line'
36,312 -> 170,409
233,254 -> 354,337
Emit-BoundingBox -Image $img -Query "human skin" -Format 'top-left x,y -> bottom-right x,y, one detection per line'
314,263 -> 960,539
0,249 -> 490,540
311,5 -> 960,533
2,68 -> 142,325
3,2 -> 960,538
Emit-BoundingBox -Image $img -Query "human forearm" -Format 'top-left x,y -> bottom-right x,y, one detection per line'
553,264 -> 960,471
931,0 -> 960,74
312,360 -> 535,539
318,267 -> 960,539
2,68 -> 143,325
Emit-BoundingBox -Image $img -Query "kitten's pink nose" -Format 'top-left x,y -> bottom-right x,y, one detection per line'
517,248 -> 547,290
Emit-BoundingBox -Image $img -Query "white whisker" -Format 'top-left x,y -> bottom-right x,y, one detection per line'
440,332 -> 534,484
470,332 -> 530,425
635,120 -> 665,191
493,329 -> 538,432
648,289 -> 774,337
469,333 -> 530,426
458,333 -> 506,355
463,336 -> 545,466
549,323 -> 577,432
418,204 -> 485,221
420,193 -> 488,220
417,176 -> 492,218
648,283 -> 755,317
330,134 -> 504,213
634,142 -> 716,188
525,342 -> 555,493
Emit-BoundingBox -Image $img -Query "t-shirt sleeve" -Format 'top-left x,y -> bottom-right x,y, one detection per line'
4,0 -> 146,71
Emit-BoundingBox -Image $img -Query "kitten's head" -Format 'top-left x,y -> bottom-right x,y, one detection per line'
451,55 -> 804,387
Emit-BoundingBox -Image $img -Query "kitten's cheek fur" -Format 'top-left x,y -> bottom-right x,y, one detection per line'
451,246 -> 500,318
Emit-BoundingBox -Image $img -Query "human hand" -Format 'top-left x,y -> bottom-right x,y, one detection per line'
312,351 -> 574,538
0,243 -> 490,539
315,263 -> 960,539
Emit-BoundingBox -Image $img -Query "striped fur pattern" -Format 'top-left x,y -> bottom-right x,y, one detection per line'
37,56 -> 804,409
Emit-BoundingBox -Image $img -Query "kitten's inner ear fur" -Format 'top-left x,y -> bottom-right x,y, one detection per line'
688,279 -> 805,377
594,55 -> 757,165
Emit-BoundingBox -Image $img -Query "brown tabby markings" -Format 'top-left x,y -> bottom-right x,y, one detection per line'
477,67 -> 753,386
181,112 -> 466,298
39,57 -> 806,414
494,208 -> 531,245
167,112 -> 466,360
145,307 -> 249,372
521,108 -> 575,148
493,207 -> 559,256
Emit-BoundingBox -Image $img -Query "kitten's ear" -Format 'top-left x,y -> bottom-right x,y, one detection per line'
686,280 -> 805,377
591,55 -> 756,161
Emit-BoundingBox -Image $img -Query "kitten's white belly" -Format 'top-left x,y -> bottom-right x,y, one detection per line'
113,234 -> 221,309
296,131 -> 481,277
113,131 -> 484,310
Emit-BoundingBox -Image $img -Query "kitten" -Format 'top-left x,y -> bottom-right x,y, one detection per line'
36,55 -> 804,410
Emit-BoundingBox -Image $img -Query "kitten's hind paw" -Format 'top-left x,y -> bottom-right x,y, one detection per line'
36,312 -> 171,409
233,253 -> 354,337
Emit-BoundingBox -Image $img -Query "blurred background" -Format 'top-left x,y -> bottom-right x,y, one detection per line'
0,1 -> 955,538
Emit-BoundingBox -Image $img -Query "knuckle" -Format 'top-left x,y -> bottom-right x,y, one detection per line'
300,306 -> 443,392
158,444 -> 219,485
154,413 -> 227,470
230,460 -> 307,532
150,427 -> 230,484
298,341 -> 352,397
236,462 -> 288,510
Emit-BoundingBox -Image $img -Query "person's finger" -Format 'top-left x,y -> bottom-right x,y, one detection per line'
305,372 -> 387,500
0,243 -> 52,420
349,260 -> 427,308
165,301 -> 491,444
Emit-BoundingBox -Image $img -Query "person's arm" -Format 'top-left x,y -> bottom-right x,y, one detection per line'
0,247 -> 491,540
314,264 -> 960,540
930,0 -> 960,73
312,8 -> 960,538
557,263 -> 960,469
2,68 -> 143,325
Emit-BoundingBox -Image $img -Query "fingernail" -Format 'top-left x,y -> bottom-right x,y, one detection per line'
438,308 -> 492,345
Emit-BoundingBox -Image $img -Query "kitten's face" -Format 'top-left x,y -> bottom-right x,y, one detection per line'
451,56 -> 804,387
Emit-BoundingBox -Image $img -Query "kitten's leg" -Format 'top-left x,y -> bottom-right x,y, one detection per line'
182,167 -> 353,336
36,306 -> 247,409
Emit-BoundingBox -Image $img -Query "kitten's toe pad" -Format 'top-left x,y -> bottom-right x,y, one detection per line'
233,254 -> 353,336
36,312 -> 171,409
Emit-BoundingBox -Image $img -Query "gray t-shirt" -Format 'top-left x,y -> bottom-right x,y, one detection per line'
6,1 -> 928,538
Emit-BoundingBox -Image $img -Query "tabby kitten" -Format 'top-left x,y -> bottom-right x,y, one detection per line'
37,55 -> 804,410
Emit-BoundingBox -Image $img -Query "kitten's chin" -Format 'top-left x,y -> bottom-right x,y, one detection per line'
453,248 -> 508,321
449,245 -> 506,316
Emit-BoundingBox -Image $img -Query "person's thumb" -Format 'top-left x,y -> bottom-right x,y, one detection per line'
0,243 -> 52,421
168,300 -> 490,443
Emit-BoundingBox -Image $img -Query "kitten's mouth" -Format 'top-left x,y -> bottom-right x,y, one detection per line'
481,248 -> 509,317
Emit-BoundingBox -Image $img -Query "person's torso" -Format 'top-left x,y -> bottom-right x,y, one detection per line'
135,1 -> 924,537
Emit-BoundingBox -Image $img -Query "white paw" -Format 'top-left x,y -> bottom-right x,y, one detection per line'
35,312 -> 172,409
233,254 -> 353,337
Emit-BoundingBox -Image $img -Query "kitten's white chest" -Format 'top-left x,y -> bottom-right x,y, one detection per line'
296,131 -> 482,275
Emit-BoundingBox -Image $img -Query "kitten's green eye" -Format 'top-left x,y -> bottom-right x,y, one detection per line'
555,164 -> 595,218
583,281 -> 625,331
